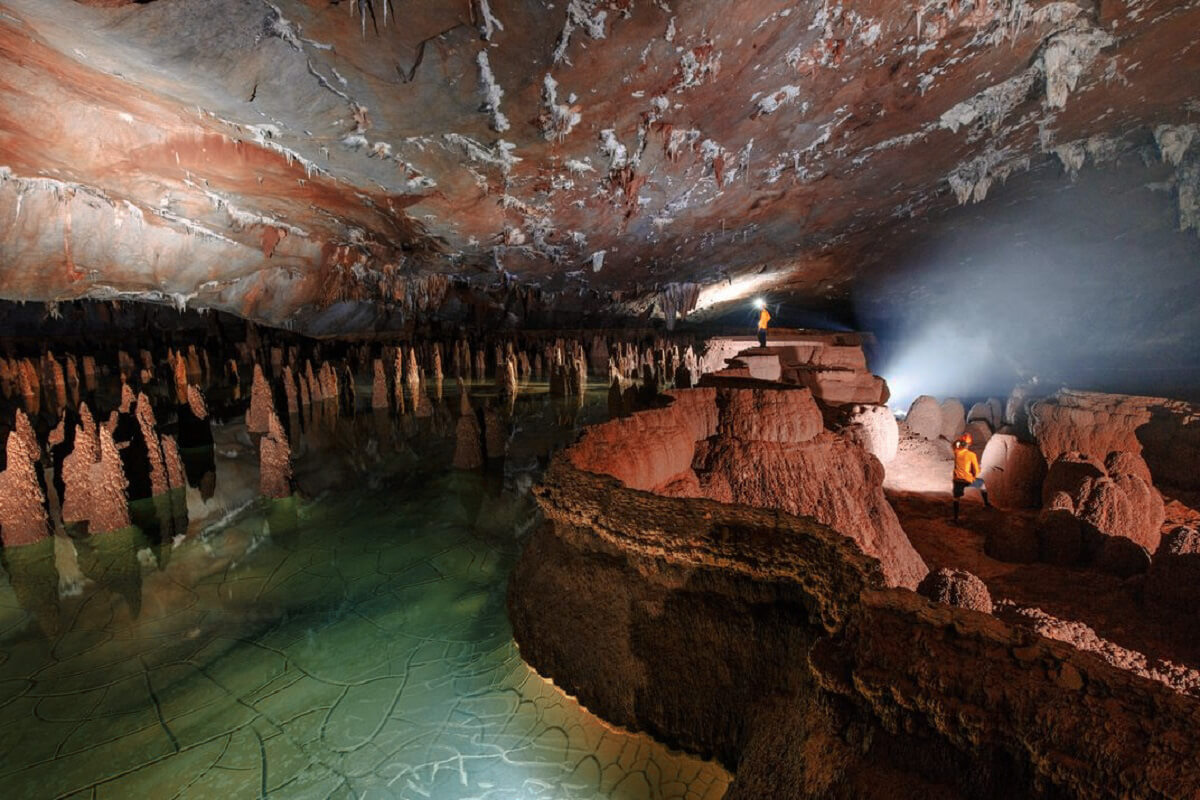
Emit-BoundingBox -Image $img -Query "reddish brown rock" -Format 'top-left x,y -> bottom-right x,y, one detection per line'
259,410 -> 291,499
483,406 -> 507,460
917,568 -> 993,614
1042,452 -> 1107,508
135,392 -> 169,497
282,365 -> 299,416
1037,508 -> 1083,566
173,351 -> 189,404
715,387 -> 823,444
247,364 -> 273,433
1145,526 -> 1200,614
88,426 -> 131,534
984,516 -> 1039,564
186,384 -> 208,421
161,434 -> 185,491
371,358 -> 389,410
696,431 -> 927,589
391,350 -> 406,414
979,433 -> 1046,509
1093,534 -> 1152,579
0,423 -> 49,547
1029,391 -> 1151,464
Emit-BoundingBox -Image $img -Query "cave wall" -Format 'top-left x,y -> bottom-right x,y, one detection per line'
509,396 -> 1200,799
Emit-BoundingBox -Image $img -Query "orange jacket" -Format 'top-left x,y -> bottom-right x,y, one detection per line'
757,308 -> 771,330
953,447 -> 980,482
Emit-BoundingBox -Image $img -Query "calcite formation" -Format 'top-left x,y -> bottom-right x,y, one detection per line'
0,418 -> 49,547
259,409 -> 292,499
511,407 -> 1200,799
567,387 -> 926,588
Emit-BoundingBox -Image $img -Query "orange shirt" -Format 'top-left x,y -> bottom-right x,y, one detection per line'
953,447 -> 980,482
757,308 -> 771,329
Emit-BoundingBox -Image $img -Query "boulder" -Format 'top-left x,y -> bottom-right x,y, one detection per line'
905,395 -> 943,441
1042,453 -> 1107,508
1145,526 -> 1200,614
964,420 -> 992,452
1093,535 -> 1151,579
1040,451 -> 1164,563
1037,509 -> 1083,566
979,433 -> 1046,509
917,568 -> 993,614
967,401 -> 996,429
985,517 -> 1039,563
939,398 -> 967,441
842,404 -> 899,465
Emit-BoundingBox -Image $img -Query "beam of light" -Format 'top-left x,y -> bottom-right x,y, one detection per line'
876,321 -> 1016,413
692,272 -> 785,313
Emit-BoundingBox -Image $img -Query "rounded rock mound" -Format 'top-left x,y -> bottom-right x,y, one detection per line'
917,568 -> 993,614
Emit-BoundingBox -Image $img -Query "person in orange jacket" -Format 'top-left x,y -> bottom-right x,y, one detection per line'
756,300 -> 771,347
952,433 -> 990,523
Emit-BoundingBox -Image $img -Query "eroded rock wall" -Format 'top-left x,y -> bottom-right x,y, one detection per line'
512,453 -> 1200,799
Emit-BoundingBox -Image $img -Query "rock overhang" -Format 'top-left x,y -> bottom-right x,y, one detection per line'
0,0 -> 1196,332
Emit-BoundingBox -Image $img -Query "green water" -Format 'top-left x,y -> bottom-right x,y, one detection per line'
0,386 -> 729,800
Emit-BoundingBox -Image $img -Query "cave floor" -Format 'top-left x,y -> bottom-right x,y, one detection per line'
886,434 -> 1200,695
0,385 -> 730,800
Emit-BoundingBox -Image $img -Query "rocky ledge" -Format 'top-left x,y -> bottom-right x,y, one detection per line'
509,387 -> 1200,799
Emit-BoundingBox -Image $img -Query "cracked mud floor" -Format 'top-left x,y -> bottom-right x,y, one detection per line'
0,387 -> 730,799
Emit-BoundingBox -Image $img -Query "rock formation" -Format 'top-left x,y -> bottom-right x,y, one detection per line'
905,395 -> 944,441
259,410 -> 292,499
917,568 -> 993,614
979,433 -> 1046,509
840,404 -> 899,465
568,387 -> 926,589
371,358 -> 389,410
1145,526 -> 1200,614
134,392 -> 169,497
0,418 -> 49,547
512,437 -> 1200,799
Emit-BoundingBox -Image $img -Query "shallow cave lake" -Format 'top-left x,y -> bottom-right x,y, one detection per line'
0,383 -> 730,800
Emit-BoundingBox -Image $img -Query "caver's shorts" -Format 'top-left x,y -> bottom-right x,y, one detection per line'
952,478 -> 985,498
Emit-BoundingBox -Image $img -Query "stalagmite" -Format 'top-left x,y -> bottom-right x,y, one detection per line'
18,358 -> 38,413
173,351 -> 189,403
90,426 -> 131,533
392,350 -> 406,414
474,349 -> 487,380
0,420 -> 50,547
60,420 -> 97,529
81,355 -> 96,391
281,365 -> 299,416
453,380 -> 484,470
372,358 -> 389,409
49,358 -> 67,410
260,410 -> 292,499
135,392 -> 170,497
247,363 -> 273,433
162,435 -> 185,490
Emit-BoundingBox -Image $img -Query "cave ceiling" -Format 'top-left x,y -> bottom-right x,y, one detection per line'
0,0 -> 1197,332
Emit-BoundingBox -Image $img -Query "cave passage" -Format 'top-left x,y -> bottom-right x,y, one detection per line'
0,368 -> 729,800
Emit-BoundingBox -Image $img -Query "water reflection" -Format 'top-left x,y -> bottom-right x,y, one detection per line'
0,383 -> 729,800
